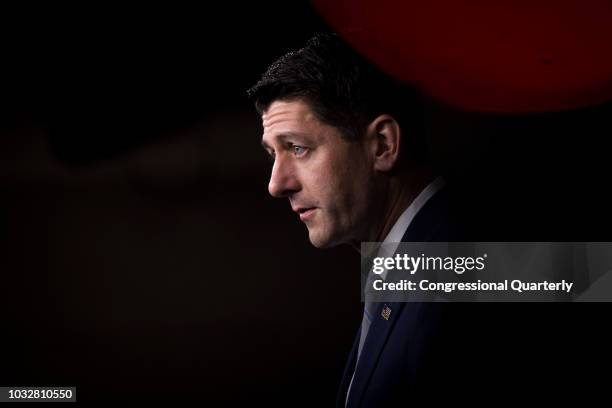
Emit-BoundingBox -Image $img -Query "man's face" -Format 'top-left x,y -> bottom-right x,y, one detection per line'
261,99 -> 380,248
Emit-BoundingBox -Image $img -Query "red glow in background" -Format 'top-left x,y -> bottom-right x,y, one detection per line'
313,0 -> 612,112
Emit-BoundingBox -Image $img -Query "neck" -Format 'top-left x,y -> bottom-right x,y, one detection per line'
353,166 -> 434,253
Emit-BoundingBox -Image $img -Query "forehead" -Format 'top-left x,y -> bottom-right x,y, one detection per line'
262,99 -> 316,128
261,99 -> 323,144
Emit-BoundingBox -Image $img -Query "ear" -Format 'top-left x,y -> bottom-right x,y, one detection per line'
366,114 -> 401,172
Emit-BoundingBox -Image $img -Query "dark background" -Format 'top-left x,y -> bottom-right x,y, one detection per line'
1,2 -> 611,406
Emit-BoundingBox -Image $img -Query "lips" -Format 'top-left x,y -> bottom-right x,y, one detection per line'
293,206 -> 317,221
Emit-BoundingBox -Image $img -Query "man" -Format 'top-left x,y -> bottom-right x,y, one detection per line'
247,33 -> 459,407
247,32 -> 612,407
249,34 -> 440,248
246,32 -> 456,406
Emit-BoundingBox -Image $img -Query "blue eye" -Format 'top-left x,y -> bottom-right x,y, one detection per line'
292,145 -> 307,156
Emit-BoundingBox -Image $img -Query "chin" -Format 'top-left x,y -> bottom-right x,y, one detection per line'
307,228 -> 344,249
309,239 -> 334,249
307,233 -> 329,248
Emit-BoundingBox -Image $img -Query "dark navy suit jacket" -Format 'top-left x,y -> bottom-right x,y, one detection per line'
337,185 -> 610,406
337,187 -> 485,407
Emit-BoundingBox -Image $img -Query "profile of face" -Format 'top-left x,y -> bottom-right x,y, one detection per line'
261,99 -> 387,248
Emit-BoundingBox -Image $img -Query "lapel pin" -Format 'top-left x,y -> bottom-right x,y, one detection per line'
381,305 -> 392,321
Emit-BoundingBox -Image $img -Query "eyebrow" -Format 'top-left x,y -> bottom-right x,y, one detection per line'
260,132 -> 310,151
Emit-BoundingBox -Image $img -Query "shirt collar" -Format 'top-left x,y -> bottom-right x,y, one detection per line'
375,176 -> 445,279
382,176 -> 445,245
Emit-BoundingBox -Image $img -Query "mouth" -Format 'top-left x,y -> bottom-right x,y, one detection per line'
295,207 -> 317,221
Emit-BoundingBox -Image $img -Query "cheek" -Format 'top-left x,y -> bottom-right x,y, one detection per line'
330,161 -> 372,214
346,165 -> 379,219
307,145 -> 372,211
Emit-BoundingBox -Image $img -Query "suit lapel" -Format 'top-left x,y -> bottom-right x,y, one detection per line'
340,186 -> 450,406
346,301 -> 407,407
337,326 -> 360,407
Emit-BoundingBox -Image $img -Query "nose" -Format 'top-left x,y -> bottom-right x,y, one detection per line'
268,155 -> 301,198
